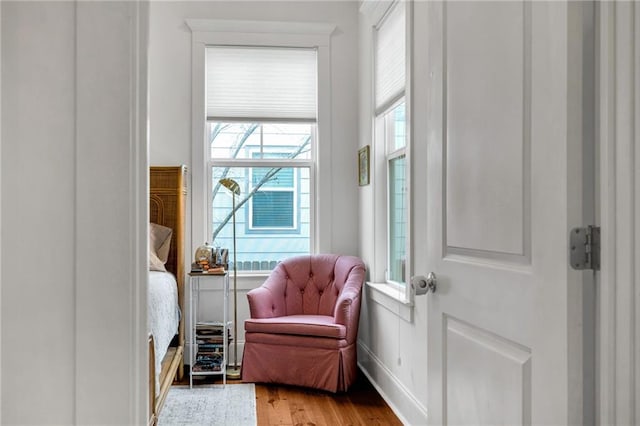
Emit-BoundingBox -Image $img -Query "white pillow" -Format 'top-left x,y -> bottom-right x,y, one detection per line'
149,222 -> 173,270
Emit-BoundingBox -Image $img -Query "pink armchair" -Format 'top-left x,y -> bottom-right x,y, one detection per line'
241,254 -> 366,392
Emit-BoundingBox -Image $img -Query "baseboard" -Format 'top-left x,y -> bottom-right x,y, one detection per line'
357,340 -> 428,426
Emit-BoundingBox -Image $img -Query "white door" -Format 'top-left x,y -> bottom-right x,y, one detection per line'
419,1 -> 594,425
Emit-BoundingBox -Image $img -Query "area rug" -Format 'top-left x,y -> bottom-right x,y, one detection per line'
158,384 -> 257,426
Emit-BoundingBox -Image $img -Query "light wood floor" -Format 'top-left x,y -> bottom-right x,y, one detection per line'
176,370 -> 403,426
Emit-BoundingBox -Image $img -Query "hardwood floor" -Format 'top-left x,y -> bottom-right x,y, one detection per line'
176,370 -> 403,426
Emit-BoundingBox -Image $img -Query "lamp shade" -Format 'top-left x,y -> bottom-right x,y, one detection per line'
219,178 -> 240,195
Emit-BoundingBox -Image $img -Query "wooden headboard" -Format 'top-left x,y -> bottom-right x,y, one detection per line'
150,166 -> 187,347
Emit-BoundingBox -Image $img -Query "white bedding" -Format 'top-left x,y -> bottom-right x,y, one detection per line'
148,271 -> 180,396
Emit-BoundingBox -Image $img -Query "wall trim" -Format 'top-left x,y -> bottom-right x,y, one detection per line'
131,1 -> 150,423
0,1 -> 3,418
186,18 -> 335,39
366,281 -> 413,322
357,340 -> 428,425
598,1 -> 640,425
74,2 -> 149,423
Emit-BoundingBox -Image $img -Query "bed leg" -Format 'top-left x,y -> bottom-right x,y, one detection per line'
177,362 -> 184,381
149,335 -> 156,426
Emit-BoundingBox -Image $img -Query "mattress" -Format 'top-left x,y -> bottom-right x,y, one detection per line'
148,270 -> 180,395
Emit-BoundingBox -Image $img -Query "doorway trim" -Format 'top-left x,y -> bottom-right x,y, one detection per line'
597,2 -> 639,425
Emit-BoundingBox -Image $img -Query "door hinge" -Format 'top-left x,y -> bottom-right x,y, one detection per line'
570,226 -> 600,271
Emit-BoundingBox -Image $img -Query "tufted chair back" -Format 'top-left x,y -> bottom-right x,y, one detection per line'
262,254 -> 356,316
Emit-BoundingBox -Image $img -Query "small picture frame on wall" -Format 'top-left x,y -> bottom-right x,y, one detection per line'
358,145 -> 370,186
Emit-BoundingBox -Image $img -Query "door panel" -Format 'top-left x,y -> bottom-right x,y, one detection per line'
445,1 -> 530,261
423,1 -> 591,424
445,317 -> 531,425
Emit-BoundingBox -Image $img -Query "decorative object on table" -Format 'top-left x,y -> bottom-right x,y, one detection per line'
218,177 -> 241,380
194,242 -> 215,271
358,145 -> 370,186
218,248 -> 229,269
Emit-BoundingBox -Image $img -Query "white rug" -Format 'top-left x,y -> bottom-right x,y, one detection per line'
158,384 -> 257,426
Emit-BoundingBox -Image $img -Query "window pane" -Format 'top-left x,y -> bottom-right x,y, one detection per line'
209,122 -> 312,160
261,123 -> 312,159
388,155 -> 406,284
252,167 -> 294,188
385,102 -> 406,152
393,103 -> 406,150
211,166 -> 310,272
208,122 -> 260,159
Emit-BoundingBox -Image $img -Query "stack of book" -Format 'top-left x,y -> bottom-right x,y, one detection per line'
192,323 -> 232,372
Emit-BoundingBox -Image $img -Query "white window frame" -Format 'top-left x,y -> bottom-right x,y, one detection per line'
187,20 -> 335,274
364,0 -> 413,319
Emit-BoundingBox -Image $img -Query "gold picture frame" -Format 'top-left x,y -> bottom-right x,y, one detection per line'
358,145 -> 370,186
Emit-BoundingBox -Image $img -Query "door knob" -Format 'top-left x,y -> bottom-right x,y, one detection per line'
411,272 -> 437,295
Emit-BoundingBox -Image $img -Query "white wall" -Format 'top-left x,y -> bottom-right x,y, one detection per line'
149,1 -> 360,363
1,2 -> 148,424
357,2 -> 429,424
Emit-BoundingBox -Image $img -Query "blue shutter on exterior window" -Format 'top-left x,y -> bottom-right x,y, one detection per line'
252,191 -> 294,227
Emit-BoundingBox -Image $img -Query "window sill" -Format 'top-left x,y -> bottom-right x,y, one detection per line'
365,281 -> 413,323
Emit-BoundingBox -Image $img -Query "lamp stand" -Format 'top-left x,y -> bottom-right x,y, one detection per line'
226,191 -> 241,380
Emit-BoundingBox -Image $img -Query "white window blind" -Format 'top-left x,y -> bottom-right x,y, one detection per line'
206,47 -> 317,121
374,1 -> 406,114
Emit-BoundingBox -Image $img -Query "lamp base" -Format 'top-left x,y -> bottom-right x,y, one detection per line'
226,365 -> 242,380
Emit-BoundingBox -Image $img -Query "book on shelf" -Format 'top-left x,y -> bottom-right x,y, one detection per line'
197,343 -> 224,352
195,324 -> 229,334
193,352 -> 223,372
196,334 -> 230,342
192,363 -> 222,372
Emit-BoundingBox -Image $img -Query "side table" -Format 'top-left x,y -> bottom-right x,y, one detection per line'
188,272 -> 230,388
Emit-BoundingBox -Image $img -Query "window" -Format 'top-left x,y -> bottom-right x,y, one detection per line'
374,1 -> 409,289
206,47 -> 317,272
189,20 -> 333,276
385,103 -> 406,285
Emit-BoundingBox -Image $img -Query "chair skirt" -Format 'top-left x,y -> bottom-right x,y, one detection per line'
241,334 -> 358,393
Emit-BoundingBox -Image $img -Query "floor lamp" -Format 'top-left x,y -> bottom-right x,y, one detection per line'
219,178 -> 241,379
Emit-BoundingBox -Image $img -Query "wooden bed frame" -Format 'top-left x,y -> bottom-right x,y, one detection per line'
148,166 -> 187,426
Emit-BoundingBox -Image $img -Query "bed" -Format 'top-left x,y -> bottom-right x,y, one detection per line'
148,166 -> 187,426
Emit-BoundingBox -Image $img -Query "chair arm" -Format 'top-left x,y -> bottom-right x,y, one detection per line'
334,287 -> 360,326
247,286 -> 278,319
333,264 -> 365,342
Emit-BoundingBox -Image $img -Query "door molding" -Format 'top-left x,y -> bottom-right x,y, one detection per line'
598,2 -> 640,425
74,1 -> 149,423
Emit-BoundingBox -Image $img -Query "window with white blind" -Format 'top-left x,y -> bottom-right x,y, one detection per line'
206,47 -> 316,272
206,47 -> 317,121
374,1 -> 410,290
